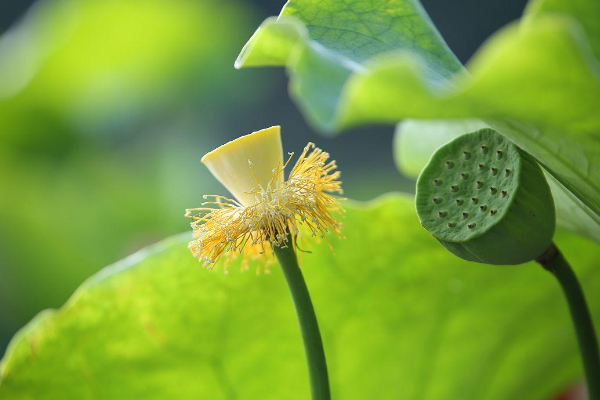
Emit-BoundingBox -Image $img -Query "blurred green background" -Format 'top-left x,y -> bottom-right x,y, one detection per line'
0,0 -> 528,355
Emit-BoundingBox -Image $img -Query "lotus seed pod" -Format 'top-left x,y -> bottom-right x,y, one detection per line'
415,128 -> 555,265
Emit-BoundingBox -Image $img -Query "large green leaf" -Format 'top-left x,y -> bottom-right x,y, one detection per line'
237,1 -> 600,136
236,0 -> 600,245
524,0 -> 600,58
2,194 -> 600,399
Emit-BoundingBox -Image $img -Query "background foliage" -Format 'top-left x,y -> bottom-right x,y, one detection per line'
1,0 -> 598,399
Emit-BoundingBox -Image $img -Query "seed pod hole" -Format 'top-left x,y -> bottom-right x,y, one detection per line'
491,167 -> 498,176
481,145 -> 488,154
467,223 -> 476,229
480,205 -> 488,212
463,151 -> 471,160
496,150 -> 503,160
433,197 -> 442,204
448,222 -> 456,228
438,211 -> 448,218
490,187 -> 498,195
446,161 -> 455,169
456,199 -> 464,206
450,185 -> 459,192
478,163 -> 484,171
501,190 -> 507,198
505,169 -> 510,177
434,178 -> 443,186
462,212 -> 469,220
490,209 -> 497,215
461,172 -> 469,180
471,197 -> 479,204
476,181 -> 483,189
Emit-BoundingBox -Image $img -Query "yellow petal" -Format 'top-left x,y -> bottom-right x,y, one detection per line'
201,126 -> 283,206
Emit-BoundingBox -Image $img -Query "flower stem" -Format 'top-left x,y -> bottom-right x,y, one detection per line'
274,244 -> 331,400
537,243 -> 600,400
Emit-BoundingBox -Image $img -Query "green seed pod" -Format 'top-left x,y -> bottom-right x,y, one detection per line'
415,128 -> 555,265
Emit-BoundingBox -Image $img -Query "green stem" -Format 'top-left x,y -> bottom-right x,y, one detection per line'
274,244 -> 331,400
537,243 -> 600,400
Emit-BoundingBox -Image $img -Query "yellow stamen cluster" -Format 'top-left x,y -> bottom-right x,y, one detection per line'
185,143 -> 343,269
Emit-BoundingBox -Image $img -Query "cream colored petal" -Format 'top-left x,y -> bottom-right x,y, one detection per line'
202,126 -> 283,206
